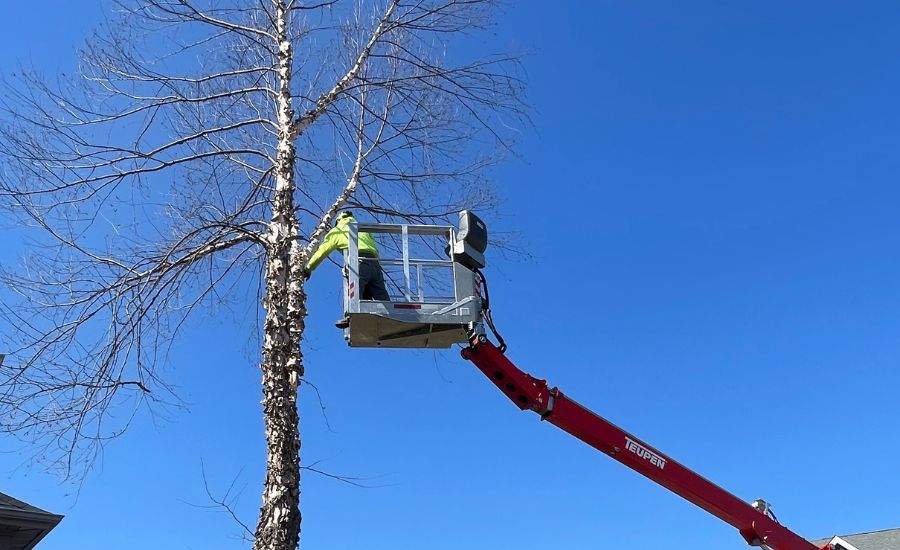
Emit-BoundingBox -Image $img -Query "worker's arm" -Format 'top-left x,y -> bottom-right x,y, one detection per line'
306,227 -> 341,273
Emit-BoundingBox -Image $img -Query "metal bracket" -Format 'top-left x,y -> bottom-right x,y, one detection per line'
751,499 -> 778,522
430,296 -> 478,316
536,387 -> 558,419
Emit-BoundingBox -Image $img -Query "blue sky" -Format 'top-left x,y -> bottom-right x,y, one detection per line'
2,1 -> 900,549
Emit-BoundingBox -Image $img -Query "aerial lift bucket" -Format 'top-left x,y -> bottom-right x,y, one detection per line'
341,211 -> 487,348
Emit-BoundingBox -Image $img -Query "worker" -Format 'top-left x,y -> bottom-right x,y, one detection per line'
305,211 -> 390,327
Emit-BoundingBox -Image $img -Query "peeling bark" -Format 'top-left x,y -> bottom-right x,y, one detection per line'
255,2 -> 304,549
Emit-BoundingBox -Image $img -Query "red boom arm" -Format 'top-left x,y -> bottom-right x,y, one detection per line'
461,335 -> 829,550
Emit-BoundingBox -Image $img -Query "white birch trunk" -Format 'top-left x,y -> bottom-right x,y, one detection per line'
255,2 -> 304,549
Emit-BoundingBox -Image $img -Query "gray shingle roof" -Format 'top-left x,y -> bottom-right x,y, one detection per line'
815,528 -> 900,550
0,493 -> 54,516
0,492 -> 63,550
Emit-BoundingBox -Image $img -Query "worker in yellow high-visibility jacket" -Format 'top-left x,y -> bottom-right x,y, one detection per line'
305,211 -> 390,326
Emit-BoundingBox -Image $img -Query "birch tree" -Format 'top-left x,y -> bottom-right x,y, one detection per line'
0,1 -> 525,549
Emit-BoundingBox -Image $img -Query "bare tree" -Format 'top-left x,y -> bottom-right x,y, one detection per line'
0,1 -> 525,549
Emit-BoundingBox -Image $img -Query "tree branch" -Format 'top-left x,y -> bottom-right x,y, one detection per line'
287,0 -> 399,141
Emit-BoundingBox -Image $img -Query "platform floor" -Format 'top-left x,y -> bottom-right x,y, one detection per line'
346,313 -> 469,348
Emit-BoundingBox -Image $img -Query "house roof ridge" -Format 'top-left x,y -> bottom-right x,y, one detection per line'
838,527 -> 900,537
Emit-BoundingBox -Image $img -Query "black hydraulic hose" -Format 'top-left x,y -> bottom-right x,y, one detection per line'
474,268 -> 507,353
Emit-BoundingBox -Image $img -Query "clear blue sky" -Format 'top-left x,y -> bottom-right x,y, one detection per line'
2,1 -> 899,549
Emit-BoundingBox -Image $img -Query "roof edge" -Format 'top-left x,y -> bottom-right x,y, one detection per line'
0,507 -> 64,527
827,536 -> 861,550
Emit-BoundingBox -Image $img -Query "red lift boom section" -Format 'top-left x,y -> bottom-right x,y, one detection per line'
461,334 -> 830,550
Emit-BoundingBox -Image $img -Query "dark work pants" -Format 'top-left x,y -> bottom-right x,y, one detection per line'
359,258 -> 390,301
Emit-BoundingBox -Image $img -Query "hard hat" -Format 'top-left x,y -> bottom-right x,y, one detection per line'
335,210 -> 354,225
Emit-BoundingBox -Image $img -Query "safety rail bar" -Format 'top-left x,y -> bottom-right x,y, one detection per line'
349,222 -> 459,305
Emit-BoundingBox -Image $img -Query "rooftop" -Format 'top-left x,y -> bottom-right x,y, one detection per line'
815,528 -> 900,550
0,492 -> 63,550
